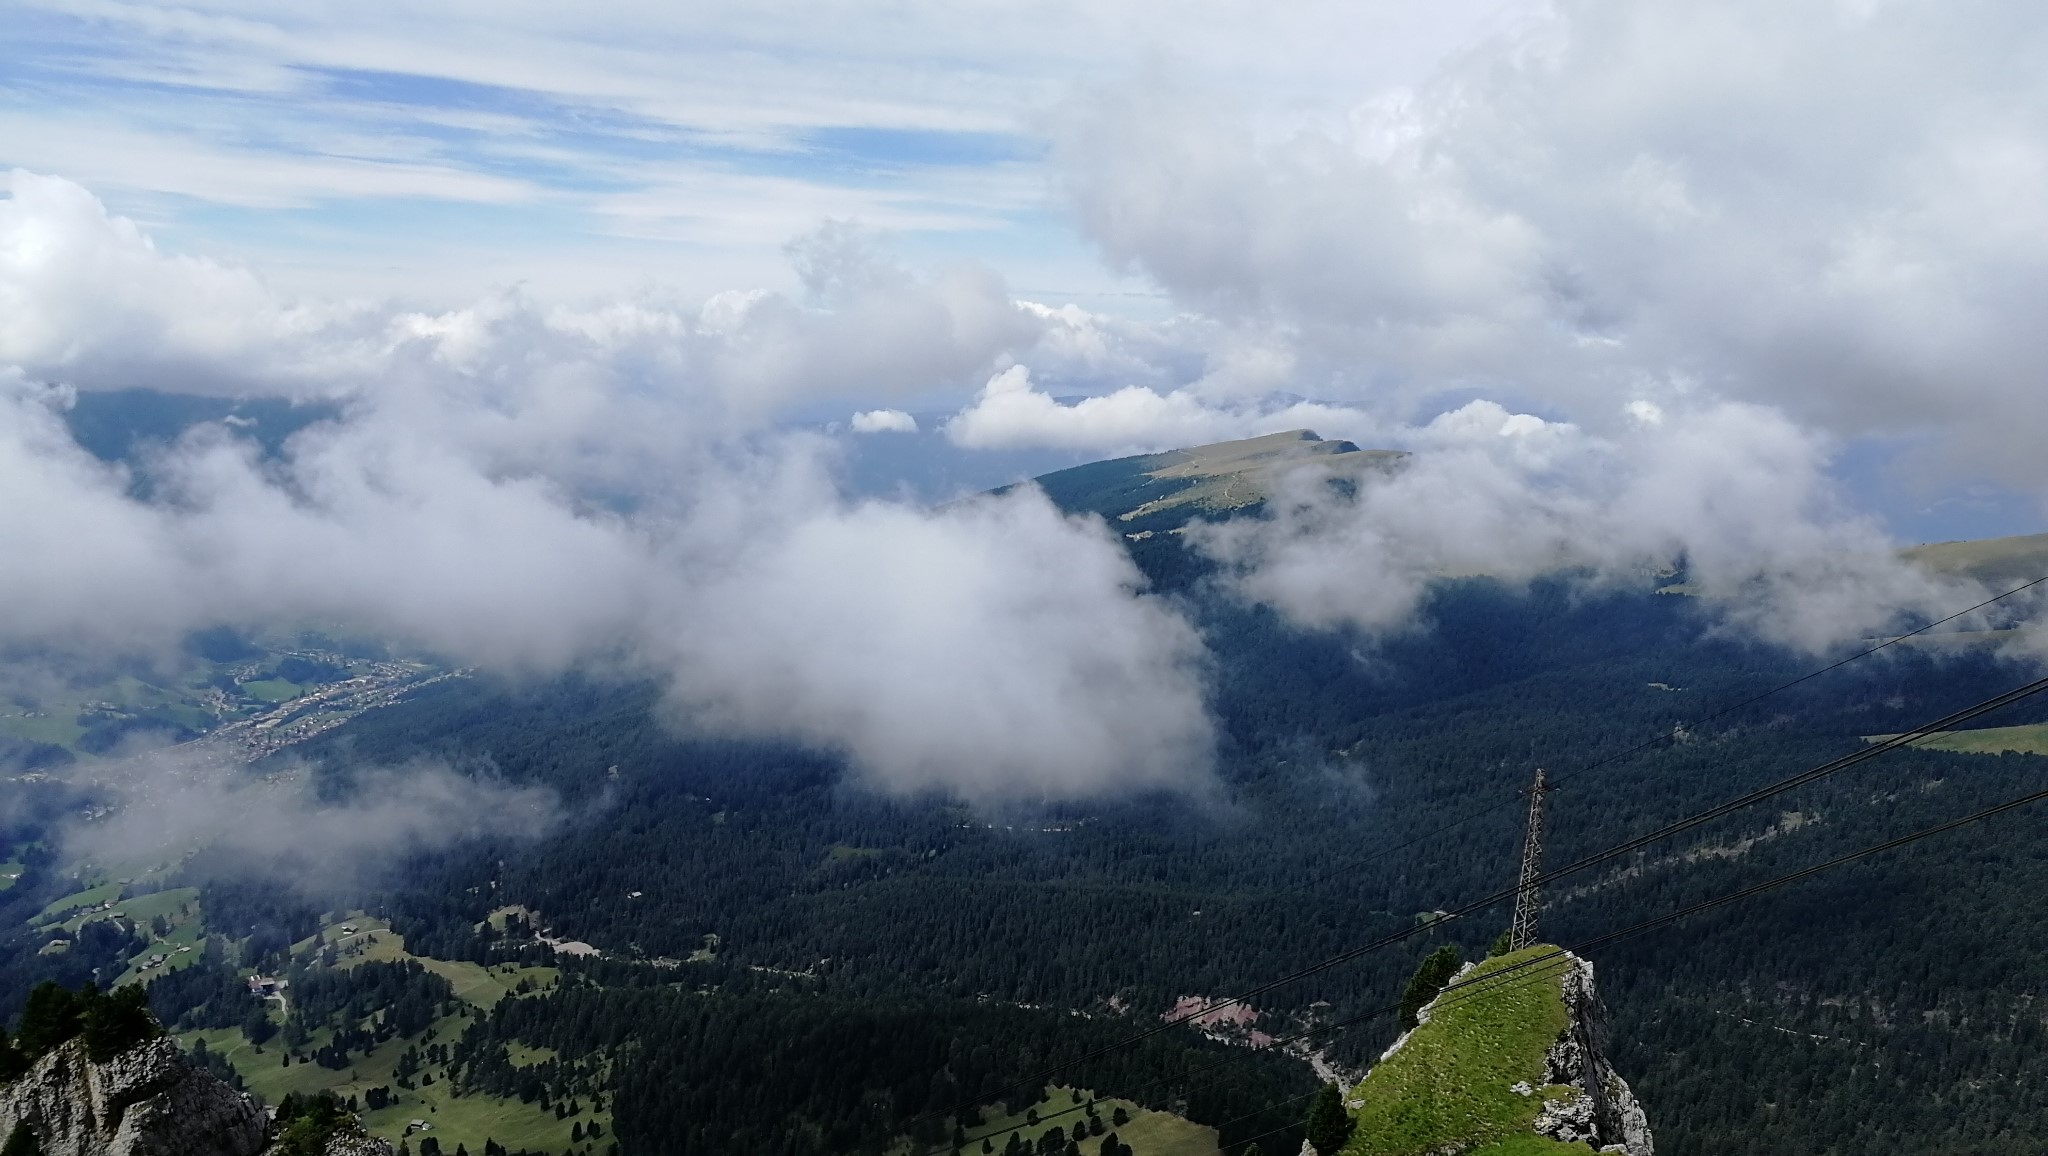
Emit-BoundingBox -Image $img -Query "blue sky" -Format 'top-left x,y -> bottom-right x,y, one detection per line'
0,0 -> 1512,304
4,1 -> 2045,540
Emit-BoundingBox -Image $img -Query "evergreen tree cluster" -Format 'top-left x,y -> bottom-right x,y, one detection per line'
446,975 -> 1309,1155
3,981 -> 162,1069
1397,946 -> 1463,1031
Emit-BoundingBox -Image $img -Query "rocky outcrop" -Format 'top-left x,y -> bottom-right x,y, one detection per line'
302,1132 -> 395,1156
0,1035 -> 266,1156
0,1036 -> 391,1156
1533,955 -> 1655,1156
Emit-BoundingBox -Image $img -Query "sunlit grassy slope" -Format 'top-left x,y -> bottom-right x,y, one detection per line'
1026,430 -> 1405,535
1343,947 -> 1596,1156
1903,532 -> 2048,588
180,913 -> 586,1155
888,1086 -> 1217,1156
1865,722 -> 2048,756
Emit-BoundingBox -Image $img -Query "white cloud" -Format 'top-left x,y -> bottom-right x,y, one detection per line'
850,408 -> 918,433
1055,1 -> 2048,493
944,365 -> 1378,455
0,174 -> 1040,419
654,487 -> 1213,797
1196,400 -> 1983,653
67,750 -> 563,890
0,180 -> 1215,800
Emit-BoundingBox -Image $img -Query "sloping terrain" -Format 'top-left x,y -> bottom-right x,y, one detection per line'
1025,429 -> 1406,535
1903,531 -> 2048,588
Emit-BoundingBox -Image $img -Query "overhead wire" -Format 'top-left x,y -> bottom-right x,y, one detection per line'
906,660 -> 2048,1148
1274,570 -> 2048,902
965,782 -> 2048,1156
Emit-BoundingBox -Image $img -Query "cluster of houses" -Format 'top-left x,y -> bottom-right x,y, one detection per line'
134,944 -> 192,972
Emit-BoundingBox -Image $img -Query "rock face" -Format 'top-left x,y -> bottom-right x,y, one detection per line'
0,1036 -> 267,1156
1533,955 -> 1655,1156
0,1036 -> 391,1156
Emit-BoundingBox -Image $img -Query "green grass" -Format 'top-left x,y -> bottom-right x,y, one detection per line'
106,887 -> 204,986
1342,946 -> 1593,1156
1903,532 -> 2048,587
305,913 -> 558,1008
38,879 -> 122,922
241,679 -> 304,703
891,1087 -> 1216,1156
0,710 -> 82,747
182,1011 -> 600,1155
1864,723 -> 2048,756
0,860 -> 22,892
1469,1135 -> 1602,1156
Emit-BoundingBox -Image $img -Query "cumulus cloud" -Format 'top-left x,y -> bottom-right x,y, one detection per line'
1055,2 -> 2048,494
0,144 -> 2016,811
850,408 -> 918,433
0,172 -> 1040,421
656,488 -> 1212,796
0,373 -> 1216,800
944,365 -> 1378,455
0,178 -> 1219,801
1196,400 -> 1985,653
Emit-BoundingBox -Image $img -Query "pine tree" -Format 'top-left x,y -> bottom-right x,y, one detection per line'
13,982 -> 83,1057
1397,946 -> 1463,1030
1305,1082 -> 1352,1156
82,984 -> 162,1062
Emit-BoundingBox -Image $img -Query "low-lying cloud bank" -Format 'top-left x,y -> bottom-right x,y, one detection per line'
1194,401 -> 1987,653
1,152 -> 2030,807
0,375 -> 1215,801
66,751 -> 563,890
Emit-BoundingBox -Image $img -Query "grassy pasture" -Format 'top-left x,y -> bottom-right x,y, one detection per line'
241,678 -> 304,703
181,910 -> 591,1154
303,913 -> 559,1008
893,1086 -> 1218,1156
183,1010 -> 599,1155
1865,723 -> 2048,757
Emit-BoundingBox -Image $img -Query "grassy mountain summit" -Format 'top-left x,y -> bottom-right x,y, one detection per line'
1901,530 -> 2048,588
1343,947 -> 1653,1156
1023,429 -> 1406,534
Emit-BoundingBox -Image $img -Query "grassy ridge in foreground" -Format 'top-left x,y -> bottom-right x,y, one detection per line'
1343,946 -> 1594,1156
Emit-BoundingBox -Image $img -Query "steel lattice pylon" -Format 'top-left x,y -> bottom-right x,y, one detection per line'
1508,767 -> 1552,952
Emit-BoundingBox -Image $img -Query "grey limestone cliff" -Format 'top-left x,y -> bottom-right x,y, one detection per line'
0,1035 -> 267,1156
1532,955 -> 1655,1156
0,1036 -> 390,1156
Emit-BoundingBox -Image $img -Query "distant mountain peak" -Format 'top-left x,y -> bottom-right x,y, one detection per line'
1025,430 -> 1406,535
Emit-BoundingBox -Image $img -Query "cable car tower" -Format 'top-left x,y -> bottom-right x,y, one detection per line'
1508,767 -> 1554,952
